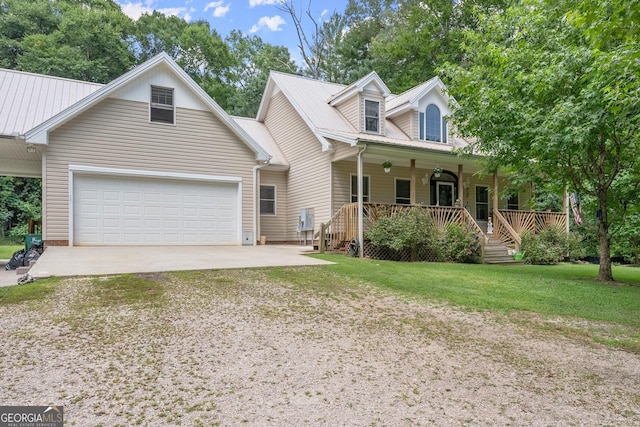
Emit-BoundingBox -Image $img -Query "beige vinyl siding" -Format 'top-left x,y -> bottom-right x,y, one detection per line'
332,161 -> 432,212
259,169 -> 288,241
361,91 -> 386,135
335,96 -> 359,130
264,92 -> 331,241
44,97 -> 258,242
390,111 -> 415,139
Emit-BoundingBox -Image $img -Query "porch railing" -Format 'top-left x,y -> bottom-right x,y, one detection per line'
491,210 -> 522,249
499,210 -> 567,234
318,203 -> 486,253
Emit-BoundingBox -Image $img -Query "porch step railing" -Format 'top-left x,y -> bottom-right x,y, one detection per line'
318,203 -> 487,253
491,210 -> 522,250
499,209 -> 567,234
490,210 -> 568,251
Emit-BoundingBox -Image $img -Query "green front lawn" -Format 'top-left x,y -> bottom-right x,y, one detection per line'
306,256 -> 640,326
274,256 -> 640,352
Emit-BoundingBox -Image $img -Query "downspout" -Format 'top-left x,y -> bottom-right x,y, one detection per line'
357,144 -> 367,258
253,161 -> 269,246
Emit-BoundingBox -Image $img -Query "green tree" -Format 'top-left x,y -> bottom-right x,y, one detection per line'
333,0 -> 396,84
224,30 -> 296,116
445,0 -> 640,282
0,177 -> 41,238
131,11 -> 188,62
368,0 -> 507,92
0,0 -> 60,69
2,0 -> 134,82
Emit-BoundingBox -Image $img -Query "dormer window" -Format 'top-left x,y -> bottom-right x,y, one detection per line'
150,86 -> 174,124
419,104 -> 447,143
365,100 -> 380,133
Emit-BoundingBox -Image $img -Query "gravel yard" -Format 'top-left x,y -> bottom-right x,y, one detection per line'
1,268 -> 638,426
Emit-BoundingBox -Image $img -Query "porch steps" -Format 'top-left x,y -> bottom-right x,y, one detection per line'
483,237 -> 522,264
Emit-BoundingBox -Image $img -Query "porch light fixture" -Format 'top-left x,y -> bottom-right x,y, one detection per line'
26,144 -> 36,153
382,160 -> 392,173
421,173 -> 429,186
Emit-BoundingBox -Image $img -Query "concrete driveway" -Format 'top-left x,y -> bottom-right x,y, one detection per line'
0,245 -> 333,286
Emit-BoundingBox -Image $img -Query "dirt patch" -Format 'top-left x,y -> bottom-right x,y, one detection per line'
0,269 -> 638,426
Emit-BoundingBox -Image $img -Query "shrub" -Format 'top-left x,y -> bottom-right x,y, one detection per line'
442,223 -> 482,264
366,207 -> 439,261
366,208 -> 482,263
521,227 -> 584,265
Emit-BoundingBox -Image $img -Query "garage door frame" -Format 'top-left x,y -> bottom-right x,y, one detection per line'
68,164 -> 243,246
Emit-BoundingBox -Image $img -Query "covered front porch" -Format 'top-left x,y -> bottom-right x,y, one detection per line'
318,203 -> 566,261
321,144 -> 568,261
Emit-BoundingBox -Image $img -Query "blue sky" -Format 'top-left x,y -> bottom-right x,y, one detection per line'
116,0 -> 349,61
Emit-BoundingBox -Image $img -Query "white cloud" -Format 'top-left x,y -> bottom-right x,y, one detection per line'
117,1 -> 191,21
204,1 -> 230,18
249,0 -> 282,7
249,15 -> 286,33
118,1 -> 153,19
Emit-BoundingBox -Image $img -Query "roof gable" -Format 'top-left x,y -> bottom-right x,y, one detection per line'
25,53 -> 270,161
385,77 -> 447,118
328,71 -> 391,107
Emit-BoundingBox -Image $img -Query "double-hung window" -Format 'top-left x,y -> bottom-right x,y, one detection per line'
364,100 -> 380,133
260,185 -> 276,215
150,86 -> 175,124
395,179 -> 411,205
351,174 -> 370,202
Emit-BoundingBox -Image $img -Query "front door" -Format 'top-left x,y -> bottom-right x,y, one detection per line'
436,182 -> 454,206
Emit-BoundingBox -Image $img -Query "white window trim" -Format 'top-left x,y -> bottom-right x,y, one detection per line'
350,174 -> 370,203
475,184 -> 490,220
436,182 -> 455,206
364,99 -> 380,134
420,104 -> 449,143
395,178 -> 411,205
260,184 -> 277,216
150,85 -> 176,125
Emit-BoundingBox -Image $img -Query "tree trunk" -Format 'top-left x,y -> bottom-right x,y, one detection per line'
596,193 -> 614,282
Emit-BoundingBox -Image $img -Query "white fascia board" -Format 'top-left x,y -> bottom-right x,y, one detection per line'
328,86 -> 362,107
68,164 -> 243,183
386,102 -> 415,119
25,53 -> 170,145
316,130 -> 357,146
256,74 -> 276,122
24,53 -> 270,161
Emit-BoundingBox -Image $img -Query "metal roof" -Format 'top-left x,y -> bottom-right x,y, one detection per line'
233,116 -> 289,167
0,68 -> 103,136
262,71 -> 469,150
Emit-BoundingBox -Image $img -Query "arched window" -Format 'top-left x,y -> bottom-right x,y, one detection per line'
425,104 -> 441,142
420,104 -> 446,142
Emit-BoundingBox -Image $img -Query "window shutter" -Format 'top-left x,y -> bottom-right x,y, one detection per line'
419,112 -> 425,140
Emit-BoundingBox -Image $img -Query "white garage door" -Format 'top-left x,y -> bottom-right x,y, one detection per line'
73,174 -> 240,245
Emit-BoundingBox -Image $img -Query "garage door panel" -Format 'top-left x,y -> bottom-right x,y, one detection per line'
74,174 -> 239,245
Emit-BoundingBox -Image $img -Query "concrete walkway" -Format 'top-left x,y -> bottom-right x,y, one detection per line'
0,245 -> 334,287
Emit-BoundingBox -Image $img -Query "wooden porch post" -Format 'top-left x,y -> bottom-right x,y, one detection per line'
410,159 -> 416,205
493,172 -> 499,213
457,164 -> 464,206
